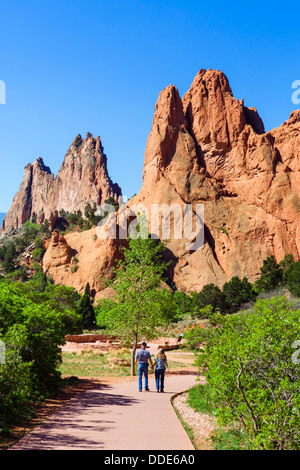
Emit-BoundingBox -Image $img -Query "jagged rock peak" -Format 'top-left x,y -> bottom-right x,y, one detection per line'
32,157 -> 52,174
1,132 -> 122,235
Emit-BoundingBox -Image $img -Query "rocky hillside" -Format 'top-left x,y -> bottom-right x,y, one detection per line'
1,133 -> 121,235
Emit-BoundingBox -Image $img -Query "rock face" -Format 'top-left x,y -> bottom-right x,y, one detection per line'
1,132 -> 121,234
1,158 -> 54,233
43,226 -> 124,299
129,69 -> 300,292
43,229 -> 73,268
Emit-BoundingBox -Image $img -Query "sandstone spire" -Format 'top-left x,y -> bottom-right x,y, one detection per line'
1,157 -> 54,233
1,132 -> 121,235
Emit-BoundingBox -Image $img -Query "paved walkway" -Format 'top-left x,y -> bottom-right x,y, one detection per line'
11,374 -> 197,450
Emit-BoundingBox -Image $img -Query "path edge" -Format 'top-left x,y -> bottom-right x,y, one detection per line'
170,387 -> 197,450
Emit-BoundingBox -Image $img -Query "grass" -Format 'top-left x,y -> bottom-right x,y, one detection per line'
60,348 -> 189,378
171,397 -> 197,450
60,348 -> 132,377
212,428 -> 251,450
187,383 -> 214,415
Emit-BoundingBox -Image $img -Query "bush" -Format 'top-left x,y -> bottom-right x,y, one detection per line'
32,247 -> 44,262
188,297 -> 300,450
0,285 -> 65,397
187,383 -> 214,415
0,280 -> 83,426
78,283 -> 97,330
1,243 -> 16,273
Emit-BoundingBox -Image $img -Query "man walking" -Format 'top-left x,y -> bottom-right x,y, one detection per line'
135,342 -> 154,391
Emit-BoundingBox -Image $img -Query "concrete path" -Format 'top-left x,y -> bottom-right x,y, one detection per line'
11,374 -> 197,450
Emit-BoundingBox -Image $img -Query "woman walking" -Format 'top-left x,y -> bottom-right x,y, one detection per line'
154,348 -> 169,393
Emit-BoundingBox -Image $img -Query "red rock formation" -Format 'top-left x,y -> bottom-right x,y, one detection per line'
43,225 -> 124,298
3,69 -> 300,297
1,158 -> 54,233
43,229 -> 73,268
42,69 -> 300,296
44,133 -> 121,221
1,133 -> 121,234
129,69 -> 300,292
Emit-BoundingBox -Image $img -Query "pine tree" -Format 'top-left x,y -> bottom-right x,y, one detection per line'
78,283 -> 97,330
256,255 -> 283,292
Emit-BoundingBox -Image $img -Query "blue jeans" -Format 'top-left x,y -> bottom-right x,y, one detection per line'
138,364 -> 149,390
155,368 -> 165,391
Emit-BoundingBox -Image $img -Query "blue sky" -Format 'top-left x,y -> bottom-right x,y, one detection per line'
0,0 -> 299,212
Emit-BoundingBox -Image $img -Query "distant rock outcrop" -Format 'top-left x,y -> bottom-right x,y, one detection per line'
1,133 -> 121,234
1,158 -> 54,233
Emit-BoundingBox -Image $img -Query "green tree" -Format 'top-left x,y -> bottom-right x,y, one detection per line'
104,196 -> 119,212
193,283 -> 226,313
0,282 -> 68,399
0,324 -> 33,423
103,236 -> 170,375
279,253 -> 295,273
172,290 -> 194,319
2,242 -> 16,273
84,202 -> 102,226
40,218 -> 50,235
285,261 -> 300,297
222,276 -> 256,313
256,255 -> 283,292
78,283 -> 97,330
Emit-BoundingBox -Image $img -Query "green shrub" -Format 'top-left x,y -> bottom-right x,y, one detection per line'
192,284 -> 226,313
0,325 -> 33,423
32,247 -> 44,262
78,283 -> 97,330
187,383 -> 214,415
188,297 -> 300,450
0,280 -> 82,425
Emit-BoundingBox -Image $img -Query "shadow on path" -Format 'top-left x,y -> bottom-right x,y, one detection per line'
11,386 -> 140,450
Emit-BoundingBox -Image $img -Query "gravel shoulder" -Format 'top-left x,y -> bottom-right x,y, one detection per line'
173,392 -> 216,450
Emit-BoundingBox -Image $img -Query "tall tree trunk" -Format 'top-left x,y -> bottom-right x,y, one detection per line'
131,336 -> 138,376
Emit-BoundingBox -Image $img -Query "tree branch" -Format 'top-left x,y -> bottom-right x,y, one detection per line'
237,357 -> 259,434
